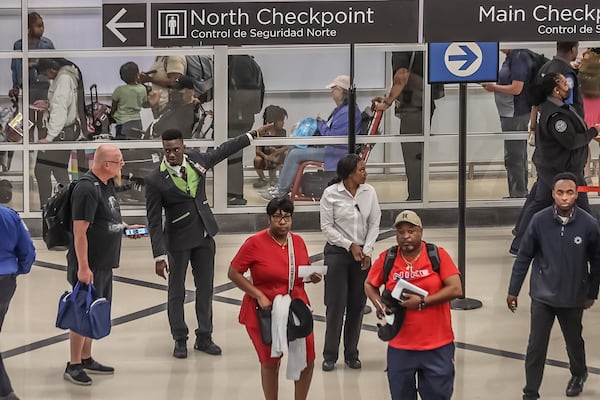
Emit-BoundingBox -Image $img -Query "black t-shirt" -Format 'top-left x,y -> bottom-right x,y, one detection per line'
67,173 -> 122,271
392,51 -> 444,108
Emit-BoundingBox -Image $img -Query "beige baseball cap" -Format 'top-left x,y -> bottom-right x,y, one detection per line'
325,75 -> 350,90
394,210 -> 422,228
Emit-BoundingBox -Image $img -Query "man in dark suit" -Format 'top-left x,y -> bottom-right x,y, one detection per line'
145,126 -> 270,359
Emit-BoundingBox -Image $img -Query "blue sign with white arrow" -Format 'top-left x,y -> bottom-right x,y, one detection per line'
428,42 -> 498,83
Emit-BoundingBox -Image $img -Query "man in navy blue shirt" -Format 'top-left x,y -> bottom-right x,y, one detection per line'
507,172 -> 600,399
0,202 -> 36,400
483,49 -> 534,198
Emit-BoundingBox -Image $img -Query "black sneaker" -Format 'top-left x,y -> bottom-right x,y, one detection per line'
227,196 -> 247,206
173,339 -> 188,359
64,362 -> 92,386
194,337 -> 222,355
253,178 -> 268,188
81,357 -> 114,375
566,372 -> 588,397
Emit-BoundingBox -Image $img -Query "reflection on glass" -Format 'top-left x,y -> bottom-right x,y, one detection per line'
0,151 -> 24,212
253,105 -> 288,189
227,55 -> 265,206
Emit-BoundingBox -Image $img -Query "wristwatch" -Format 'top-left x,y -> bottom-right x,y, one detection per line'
418,296 -> 426,311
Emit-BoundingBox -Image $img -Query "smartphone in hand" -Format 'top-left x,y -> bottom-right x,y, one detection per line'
124,227 -> 149,237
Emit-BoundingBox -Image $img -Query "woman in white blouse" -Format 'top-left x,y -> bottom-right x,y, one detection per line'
319,153 -> 381,372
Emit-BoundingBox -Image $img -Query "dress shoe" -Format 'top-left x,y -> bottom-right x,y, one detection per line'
322,360 -> 335,371
173,339 -> 188,359
344,359 -> 362,369
194,337 -> 222,356
566,372 -> 588,397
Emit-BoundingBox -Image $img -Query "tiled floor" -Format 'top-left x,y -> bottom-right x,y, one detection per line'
2,227 -> 600,399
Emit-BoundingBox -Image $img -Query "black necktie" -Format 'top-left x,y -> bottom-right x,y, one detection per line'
180,165 -> 188,182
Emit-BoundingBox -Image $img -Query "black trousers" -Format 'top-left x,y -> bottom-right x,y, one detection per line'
500,115 -> 529,198
523,300 -> 587,400
398,110 -> 424,201
323,244 -> 368,362
34,149 -> 70,207
227,118 -> 253,198
0,275 -> 17,397
167,236 -> 216,341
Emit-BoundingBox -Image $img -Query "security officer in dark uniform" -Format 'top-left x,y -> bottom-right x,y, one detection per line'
511,72 -> 600,253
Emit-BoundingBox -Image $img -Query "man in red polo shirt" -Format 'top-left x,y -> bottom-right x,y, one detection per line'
365,210 -> 462,400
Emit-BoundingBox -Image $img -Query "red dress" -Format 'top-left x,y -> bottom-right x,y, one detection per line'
230,229 -> 316,364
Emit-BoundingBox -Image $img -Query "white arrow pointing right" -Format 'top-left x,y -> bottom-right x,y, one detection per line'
106,8 -> 145,43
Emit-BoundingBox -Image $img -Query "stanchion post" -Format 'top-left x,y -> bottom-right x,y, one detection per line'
451,82 -> 483,310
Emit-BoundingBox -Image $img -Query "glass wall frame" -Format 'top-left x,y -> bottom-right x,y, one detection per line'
6,1 -> 600,219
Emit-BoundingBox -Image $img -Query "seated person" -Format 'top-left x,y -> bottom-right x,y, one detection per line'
253,105 -> 288,188
262,75 -> 362,199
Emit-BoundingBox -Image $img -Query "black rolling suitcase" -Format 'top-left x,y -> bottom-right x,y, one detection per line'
86,84 -> 112,139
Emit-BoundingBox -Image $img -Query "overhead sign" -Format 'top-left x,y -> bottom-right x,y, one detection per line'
149,1 -> 417,46
425,0 -> 600,42
429,42 -> 499,84
103,3 -> 147,46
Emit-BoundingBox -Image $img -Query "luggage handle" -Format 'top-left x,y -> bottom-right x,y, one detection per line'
89,84 -> 98,107
71,281 -> 96,309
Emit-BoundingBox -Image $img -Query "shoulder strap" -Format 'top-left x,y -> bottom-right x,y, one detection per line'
408,51 -> 415,74
425,242 -> 440,274
383,245 -> 398,283
287,233 -> 295,295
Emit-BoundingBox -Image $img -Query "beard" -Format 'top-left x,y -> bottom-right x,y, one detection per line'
113,173 -> 122,186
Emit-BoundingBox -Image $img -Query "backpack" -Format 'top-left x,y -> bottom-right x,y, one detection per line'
376,242 -> 440,341
164,56 -> 214,103
524,50 -> 550,82
382,242 -> 441,284
522,50 -> 550,105
228,55 -> 265,117
66,59 -> 93,141
184,55 -> 214,103
42,175 -> 95,251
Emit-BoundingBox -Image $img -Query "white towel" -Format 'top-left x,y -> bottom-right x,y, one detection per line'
270,294 -> 308,381
287,335 -> 307,380
271,294 -> 291,358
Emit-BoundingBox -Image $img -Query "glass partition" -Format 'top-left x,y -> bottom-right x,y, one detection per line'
8,1 -> 600,217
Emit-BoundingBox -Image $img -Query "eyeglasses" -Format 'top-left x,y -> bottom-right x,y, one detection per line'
271,213 -> 292,222
105,160 -> 125,166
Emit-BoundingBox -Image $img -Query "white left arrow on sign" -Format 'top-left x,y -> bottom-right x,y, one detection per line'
106,8 -> 144,43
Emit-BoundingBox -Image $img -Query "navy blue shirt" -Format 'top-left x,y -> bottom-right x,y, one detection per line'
0,205 -> 35,275
495,50 -> 533,117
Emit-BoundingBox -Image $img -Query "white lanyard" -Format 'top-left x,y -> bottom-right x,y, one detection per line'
287,233 -> 295,295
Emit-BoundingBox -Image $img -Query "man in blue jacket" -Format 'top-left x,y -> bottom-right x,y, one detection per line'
507,172 -> 600,400
0,204 -> 36,400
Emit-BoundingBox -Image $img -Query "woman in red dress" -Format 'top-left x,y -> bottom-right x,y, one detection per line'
228,197 -> 322,400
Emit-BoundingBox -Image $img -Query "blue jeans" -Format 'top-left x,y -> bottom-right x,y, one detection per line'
387,342 -> 455,400
277,147 -> 326,194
